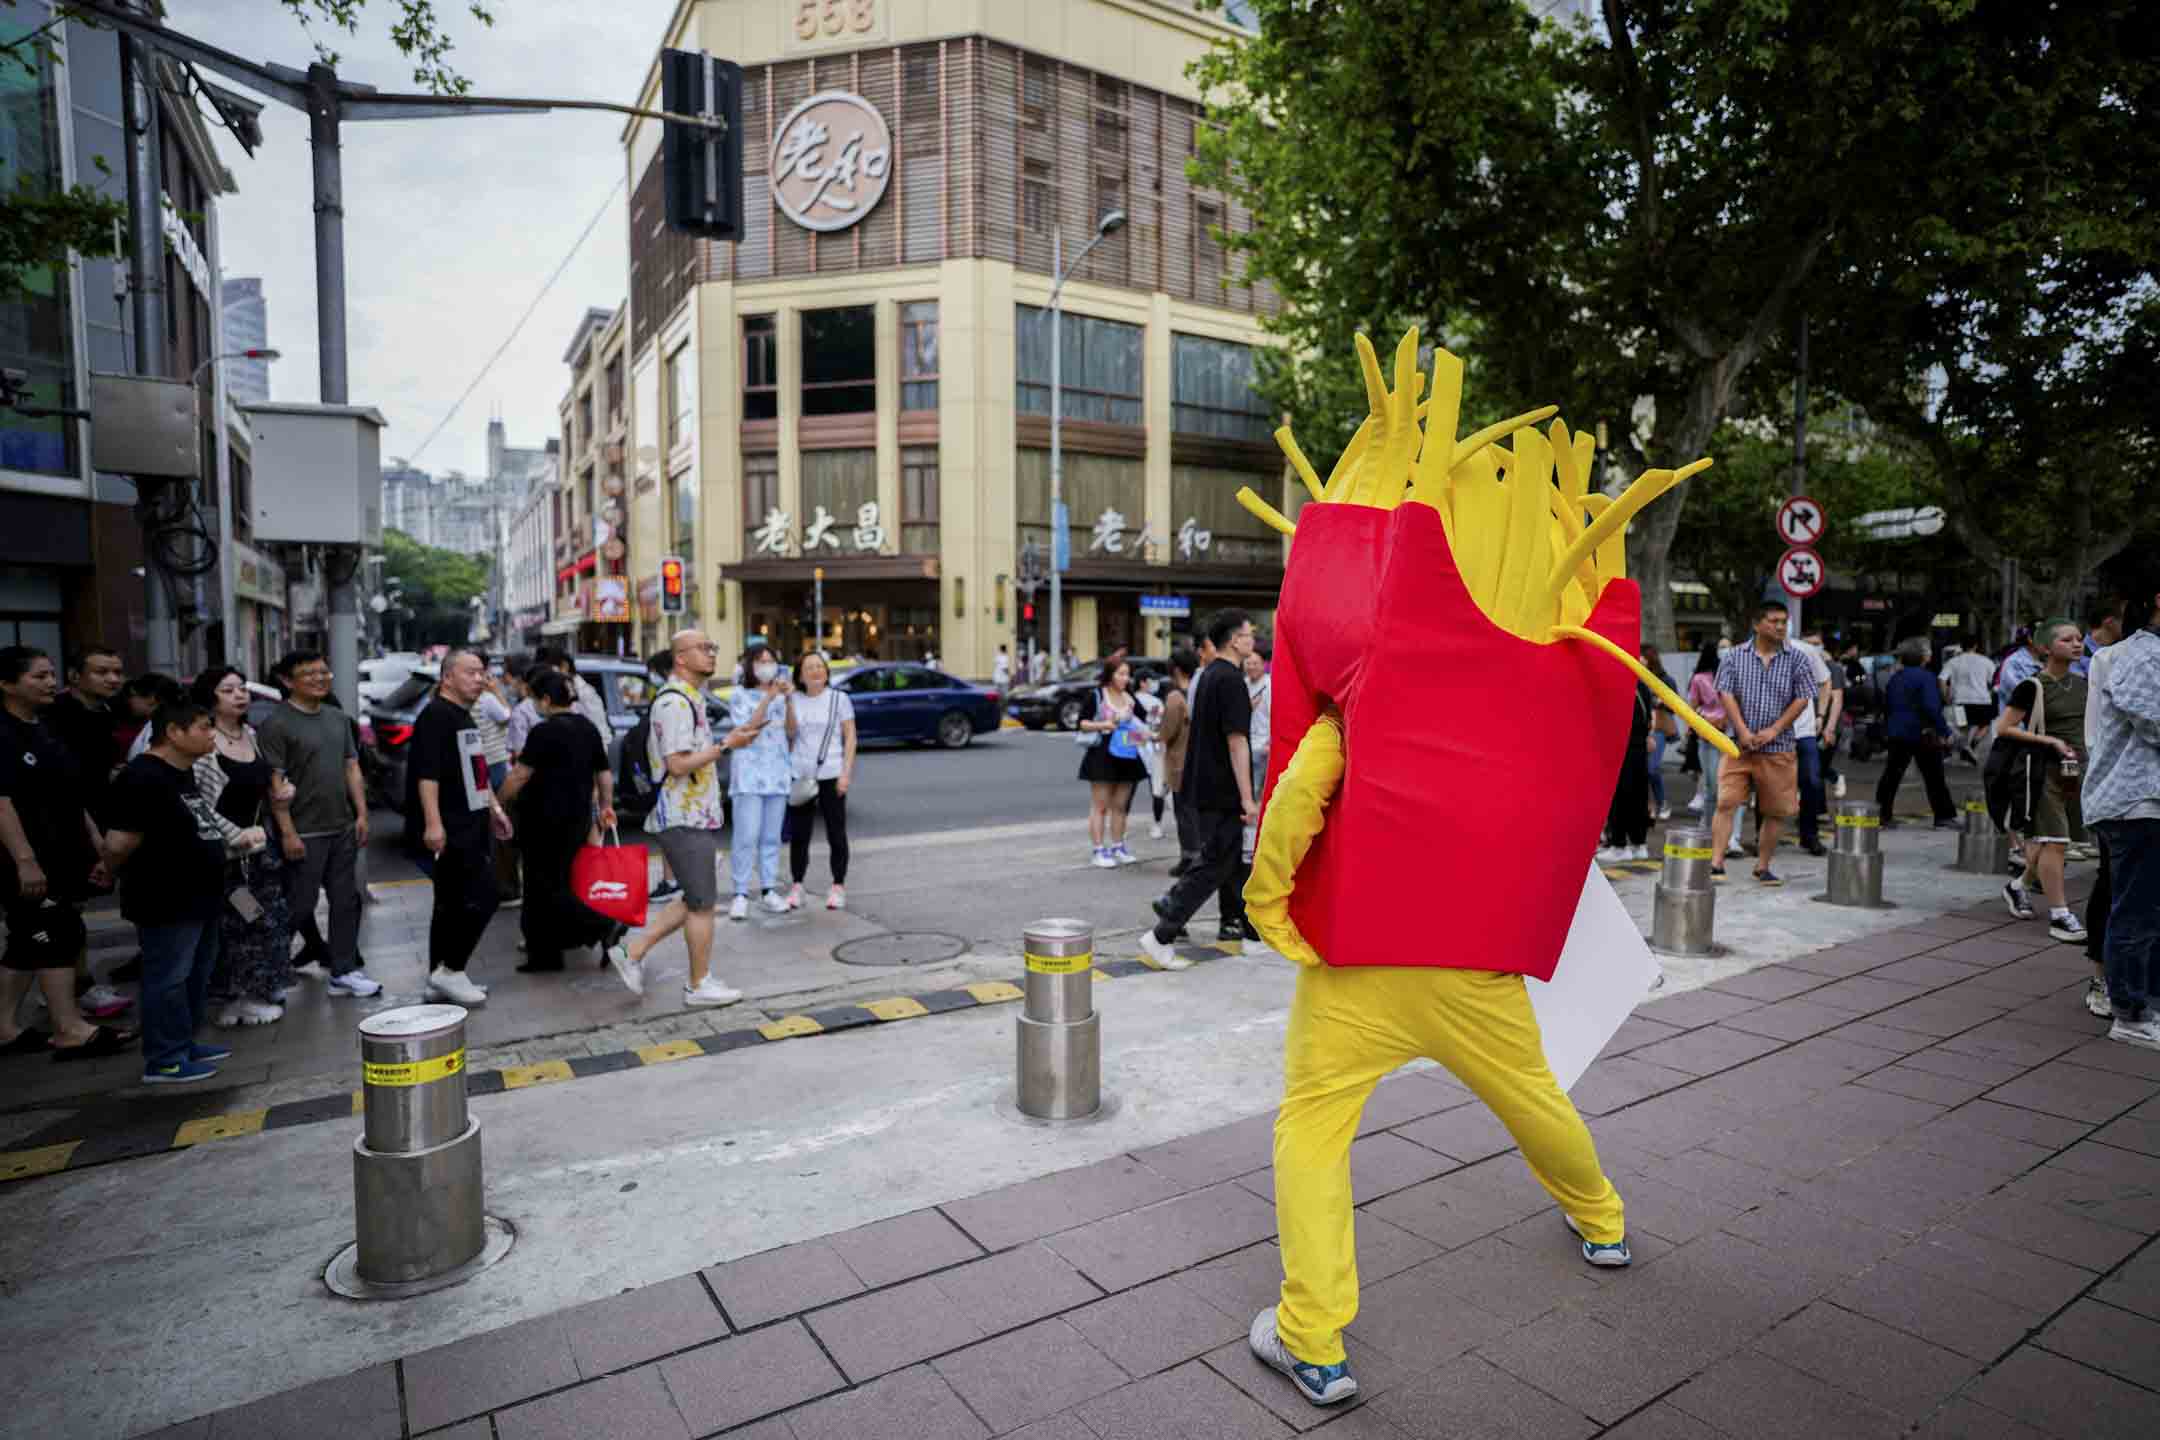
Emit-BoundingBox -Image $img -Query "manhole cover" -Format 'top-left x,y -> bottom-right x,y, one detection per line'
833,932 -> 969,967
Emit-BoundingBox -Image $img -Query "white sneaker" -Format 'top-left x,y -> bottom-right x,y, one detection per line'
1628,844 -> 1652,862
606,943 -> 644,997
761,889 -> 789,914
1726,842 -> 1745,859
1091,848 -> 1118,869
215,1001 -> 249,1029
1596,845 -> 1634,864
1684,799 -> 1705,816
292,959 -> 329,980
1150,821 -> 1164,839
785,883 -> 803,911
2109,1016 -> 2160,1052
684,976 -> 744,1008
1113,844 -> 1140,865
729,894 -> 749,922
242,1000 -> 283,1025
826,884 -> 846,910
1834,774 -> 1848,799
2086,980 -> 2113,1019
426,968 -> 487,1005
2049,912 -> 2088,944
327,970 -> 382,998
81,983 -> 129,1012
1140,930 -> 1193,971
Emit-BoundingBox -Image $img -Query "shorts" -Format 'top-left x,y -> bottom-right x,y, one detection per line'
652,826 -> 722,912
2,896 -> 88,972
1961,702 -> 1997,728
2028,771 -> 2083,845
1716,749 -> 1800,820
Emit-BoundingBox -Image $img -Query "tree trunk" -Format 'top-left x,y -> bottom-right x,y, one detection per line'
1627,367 -> 1730,651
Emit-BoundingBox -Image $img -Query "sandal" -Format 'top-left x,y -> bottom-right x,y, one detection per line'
50,1025 -> 135,1062
1,1028 -> 51,1057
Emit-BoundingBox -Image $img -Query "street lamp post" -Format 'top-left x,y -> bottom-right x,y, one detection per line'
200,346 -> 282,665
1048,209 -> 1126,674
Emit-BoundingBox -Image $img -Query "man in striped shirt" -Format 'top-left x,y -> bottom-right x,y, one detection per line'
1711,602 -> 1818,885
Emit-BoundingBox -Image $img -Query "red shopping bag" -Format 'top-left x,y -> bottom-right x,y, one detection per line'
571,834 -> 649,927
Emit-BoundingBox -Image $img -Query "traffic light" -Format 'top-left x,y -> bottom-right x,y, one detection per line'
1023,602 -> 1036,623
660,556 -> 686,614
661,49 -> 745,240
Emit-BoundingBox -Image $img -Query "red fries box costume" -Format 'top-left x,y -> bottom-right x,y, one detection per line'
1234,331 -> 1734,1401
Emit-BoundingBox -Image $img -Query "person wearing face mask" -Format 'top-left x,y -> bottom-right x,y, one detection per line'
726,643 -> 799,919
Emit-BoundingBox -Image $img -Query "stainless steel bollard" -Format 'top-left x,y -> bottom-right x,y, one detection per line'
1824,800 -> 1887,906
1651,827 -> 1718,955
1016,918 -> 1101,1120
353,1005 -> 485,1284
1956,799 -> 2011,875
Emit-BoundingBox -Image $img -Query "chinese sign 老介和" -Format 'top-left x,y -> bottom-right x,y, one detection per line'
770,91 -> 893,233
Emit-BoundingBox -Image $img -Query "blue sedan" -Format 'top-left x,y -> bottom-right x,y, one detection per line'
832,663 -> 1003,749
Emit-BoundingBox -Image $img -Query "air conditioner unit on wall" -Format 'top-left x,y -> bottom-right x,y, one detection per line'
243,403 -> 388,546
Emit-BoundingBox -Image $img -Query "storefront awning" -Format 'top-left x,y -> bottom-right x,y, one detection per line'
721,555 -> 939,583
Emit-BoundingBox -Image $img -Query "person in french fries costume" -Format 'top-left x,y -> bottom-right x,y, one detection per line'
1233,331 -> 1737,1406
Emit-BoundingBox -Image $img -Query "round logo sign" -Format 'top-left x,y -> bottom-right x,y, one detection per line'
770,90 -> 893,233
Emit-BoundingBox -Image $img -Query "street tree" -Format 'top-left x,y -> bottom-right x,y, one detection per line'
382,526 -> 492,646
1189,0 -> 2154,646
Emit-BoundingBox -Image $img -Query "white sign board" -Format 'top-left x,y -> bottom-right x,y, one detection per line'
1526,865 -> 1663,1092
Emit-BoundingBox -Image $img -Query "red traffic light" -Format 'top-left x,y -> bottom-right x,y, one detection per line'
1022,602 -> 1035,622
660,556 -> 686,613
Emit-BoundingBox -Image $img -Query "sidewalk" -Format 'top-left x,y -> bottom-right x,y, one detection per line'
136,879 -> 2157,1439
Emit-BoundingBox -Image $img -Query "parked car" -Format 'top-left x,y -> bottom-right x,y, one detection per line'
824,662 -> 1002,749
1006,658 -> 1172,731
357,653 -> 425,705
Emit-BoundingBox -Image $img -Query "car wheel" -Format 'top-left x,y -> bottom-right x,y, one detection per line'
1057,697 -> 1084,731
936,710 -> 974,750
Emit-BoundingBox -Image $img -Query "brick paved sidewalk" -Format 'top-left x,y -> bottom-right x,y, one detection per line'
144,895 -> 2158,1440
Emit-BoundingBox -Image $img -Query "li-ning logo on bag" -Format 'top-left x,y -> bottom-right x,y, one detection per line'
587,880 -> 630,901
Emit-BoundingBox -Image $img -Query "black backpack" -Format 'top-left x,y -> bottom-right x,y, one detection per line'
618,686 -> 696,801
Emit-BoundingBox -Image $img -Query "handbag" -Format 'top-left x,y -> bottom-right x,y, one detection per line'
1107,713 -> 1141,759
1073,688 -> 1108,747
571,826 -> 649,927
789,694 -> 839,806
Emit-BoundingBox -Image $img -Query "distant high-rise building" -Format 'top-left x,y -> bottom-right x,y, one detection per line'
222,277 -> 271,405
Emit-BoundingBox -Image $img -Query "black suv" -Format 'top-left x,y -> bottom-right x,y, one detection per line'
1005,657 -> 1173,731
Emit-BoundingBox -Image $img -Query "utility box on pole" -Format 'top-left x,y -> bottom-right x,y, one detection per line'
89,374 -> 201,477
243,402 -> 387,545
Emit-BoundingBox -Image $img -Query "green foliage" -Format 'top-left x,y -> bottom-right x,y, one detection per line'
383,528 -> 492,644
277,0 -> 497,96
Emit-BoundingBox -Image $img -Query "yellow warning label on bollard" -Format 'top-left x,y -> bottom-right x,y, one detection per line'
1965,800 -> 1986,813
1663,845 -> 1714,860
1835,814 -> 1882,828
1025,950 -> 1094,975
362,1048 -> 465,1088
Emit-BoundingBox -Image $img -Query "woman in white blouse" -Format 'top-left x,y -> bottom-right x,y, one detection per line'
784,651 -> 858,910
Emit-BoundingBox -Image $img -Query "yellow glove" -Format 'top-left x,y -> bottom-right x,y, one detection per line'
1243,713 -> 1346,967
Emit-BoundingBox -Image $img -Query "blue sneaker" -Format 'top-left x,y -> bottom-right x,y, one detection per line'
1564,1212 -> 1633,1267
1248,1310 -> 1358,1406
190,1042 -> 234,1063
142,1058 -> 218,1085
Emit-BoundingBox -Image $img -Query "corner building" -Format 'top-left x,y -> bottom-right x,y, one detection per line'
620,0 -> 1286,673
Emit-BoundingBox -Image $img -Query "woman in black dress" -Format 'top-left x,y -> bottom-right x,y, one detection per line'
191,667 -> 294,1026
1077,658 -> 1149,868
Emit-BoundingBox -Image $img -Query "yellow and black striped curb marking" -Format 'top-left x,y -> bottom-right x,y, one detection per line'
0,943 -> 1241,1186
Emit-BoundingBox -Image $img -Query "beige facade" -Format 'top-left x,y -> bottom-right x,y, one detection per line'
554,307 -> 633,647
615,0 -> 1287,673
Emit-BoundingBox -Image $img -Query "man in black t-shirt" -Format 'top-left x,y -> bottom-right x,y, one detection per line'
48,644 -> 125,822
103,700 -> 236,1084
1143,610 -> 1259,966
411,648 -> 513,1006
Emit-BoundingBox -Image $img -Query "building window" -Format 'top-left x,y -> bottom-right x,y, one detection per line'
578,388 -> 594,452
1016,306 -> 1143,425
802,306 -> 876,416
1022,159 -> 1052,234
801,450 -> 876,549
1195,199 -> 1226,296
0,21 -> 82,478
605,356 -> 624,428
901,446 -> 939,554
1022,56 -> 1051,128
743,316 -> 778,421
667,466 -> 697,601
665,343 -> 693,450
1172,335 -> 1272,442
743,453 -> 780,533
900,302 -> 938,411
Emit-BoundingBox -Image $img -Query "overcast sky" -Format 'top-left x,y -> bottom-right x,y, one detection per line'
183,0 -> 679,477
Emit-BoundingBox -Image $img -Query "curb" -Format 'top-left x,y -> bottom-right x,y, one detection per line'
0,943 -> 1243,1187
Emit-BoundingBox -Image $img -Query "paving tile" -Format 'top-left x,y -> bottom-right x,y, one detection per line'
1356,1070 -> 1474,1135
1344,1211 -> 1443,1285
1613,1171 -> 1744,1245
930,1318 -> 1128,1433
1595,1401 -> 1728,1439
1805,1082 -> 1947,1140
1178,1242 -> 1290,1322
1721,1196 -> 1903,1284
1078,1359 -> 1295,1439
1045,1181 -> 1278,1292
806,1275 -> 986,1382
1344,1258 -> 1515,1364
204,1364 -> 400,1440
1751,1301 -> 1978,1421
1065,1275 -> 1244,1379
2035,1296 -> 2160,1392
139,1423 -> 211,1440
1648,1146 -> 1785,1209
1568,1055 -> 1699,1117
2001,1155 -> 2160,1232
1707,966 -> 1830,1003
1964,1344 -> 2154,1440
1899,1047 -> 2032,1085
702,1240 -> 864,1329
1390,1105 -> 1518,1163
1828,1261 -> 2044,1359
1870,954 -> 1992,989
1956,1192 -> 2146,1272
1600,1013 -> 1689,1056
782,1364 -> 989,1440
826,1207 -> 982,1290
1637,988 -> 1765,1029
1935,935 -> 2057,966
1668,1348 -> 1903,1440
1842,930 -> 1957,960
1814,1023 -> 1940,1060
1785,944 -> 1902,978
1590,1090 -> 1750,1157
1937,1019 -> 2089,1070
558,1274 -> 727,1378
1700,1118 -> 1880,1179
1423,1231 -> 1602,1323
1369,1353 -> 1596,1440
2085,1114 -> 2160,1158
940,1155 -> 1186,1251
1870,996 -> 2010,1038
657,1322 -> 844,1436
1987,1063 -> 2160,1125
1720,998 -> 1864,1043
2056,1035 -> 2160,1082
1476,1309 -> 1703,1425
494,1366 -> 689,1440
1854,1062 -> 1999,1106
403,1314 -> 578,1432
1130,1111 -> 1279,1189
1627,1025 -> 1787,1077
1910,1397 -> 2052,1439
1342,1130 -> 1460,1199
1805,975 -> 1933,1015
1204,1330 -> 1410,1433
926,1241 -> 1100,1336
1926,1098 -> 2093,1149
2092,1244 -> 2160,1322
1363,1173 -> 1537,1251
1002,1419 -> 1096,1440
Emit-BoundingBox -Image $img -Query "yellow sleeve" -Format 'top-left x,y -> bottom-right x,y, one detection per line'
1242,716 -> 1345,967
